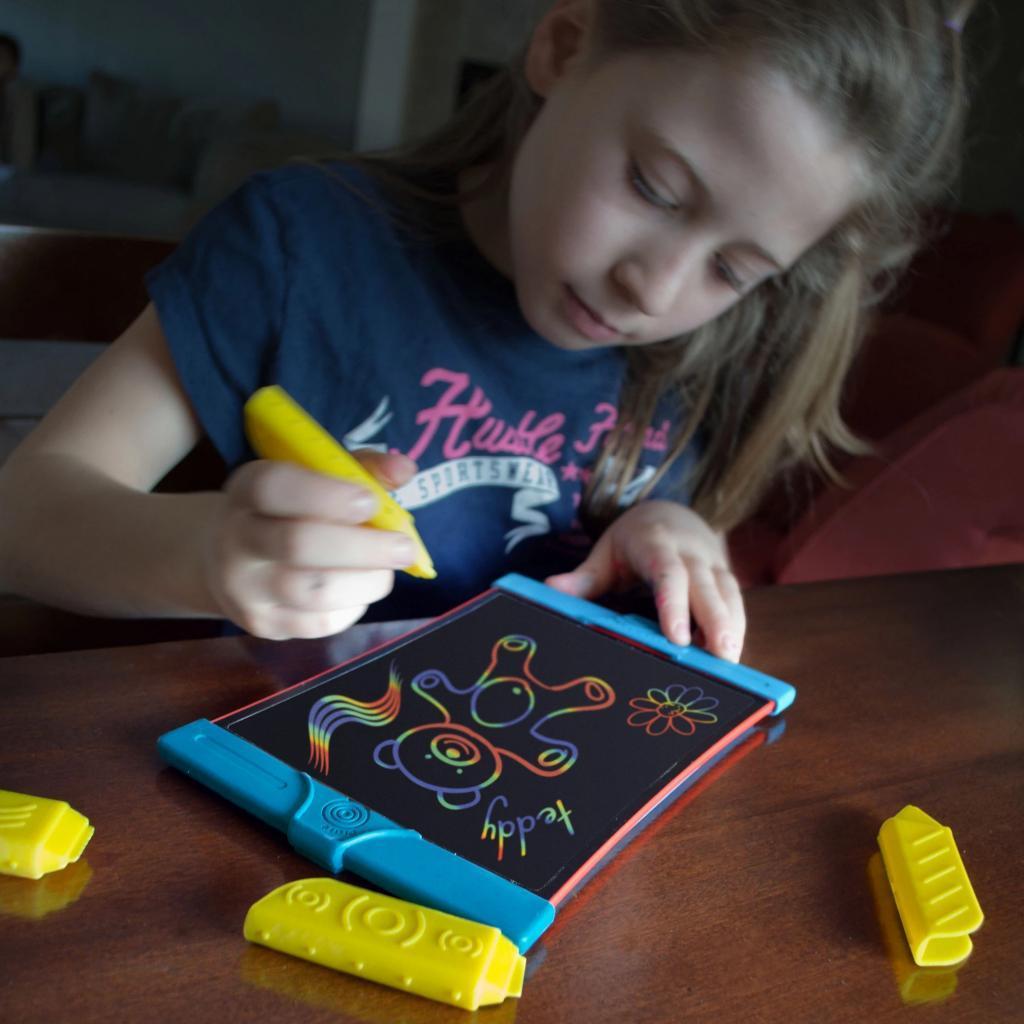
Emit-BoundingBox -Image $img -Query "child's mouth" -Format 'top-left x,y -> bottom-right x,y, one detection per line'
562,286 -> 621,343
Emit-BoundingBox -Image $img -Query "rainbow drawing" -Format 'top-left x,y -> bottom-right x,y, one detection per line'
626,685 -> 719,737
305,635 -> 617,805
308,665 -> 402,773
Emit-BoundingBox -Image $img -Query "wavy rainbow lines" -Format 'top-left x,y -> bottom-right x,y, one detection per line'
307,666 -> 402,774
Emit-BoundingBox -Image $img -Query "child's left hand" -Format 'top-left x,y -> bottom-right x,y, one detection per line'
546,500 -> 745,662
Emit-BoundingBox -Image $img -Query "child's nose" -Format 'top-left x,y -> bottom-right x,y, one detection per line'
612,239 -> 702,318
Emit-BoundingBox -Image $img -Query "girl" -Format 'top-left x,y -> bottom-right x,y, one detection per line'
0,0 -> 970,660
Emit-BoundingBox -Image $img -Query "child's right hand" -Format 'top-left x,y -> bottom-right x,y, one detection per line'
203,450 -> 419,640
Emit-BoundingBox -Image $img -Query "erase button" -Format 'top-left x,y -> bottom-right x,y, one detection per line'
320,799 -> 370,834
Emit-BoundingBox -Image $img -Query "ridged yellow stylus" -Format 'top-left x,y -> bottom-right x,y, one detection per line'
877,805 -> 984,967
243,386 -> 436,579
244,878 -> 526,1010
0,788 -> 94,879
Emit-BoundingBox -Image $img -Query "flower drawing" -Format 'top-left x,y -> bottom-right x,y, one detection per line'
627,685 -> 720,736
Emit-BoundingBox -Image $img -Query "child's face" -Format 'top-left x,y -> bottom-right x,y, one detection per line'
501,44 -> 864,351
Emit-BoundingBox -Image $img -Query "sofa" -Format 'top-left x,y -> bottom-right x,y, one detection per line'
728,210 -> 1024,586
0,70 -> 341,239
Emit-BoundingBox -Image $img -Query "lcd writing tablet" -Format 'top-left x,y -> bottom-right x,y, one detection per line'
159,574 -> 795,950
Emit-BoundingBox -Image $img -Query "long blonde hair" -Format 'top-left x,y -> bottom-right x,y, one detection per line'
347,0 -> 973,531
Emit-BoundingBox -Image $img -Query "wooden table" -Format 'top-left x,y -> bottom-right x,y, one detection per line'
2,566 -> 1022,1023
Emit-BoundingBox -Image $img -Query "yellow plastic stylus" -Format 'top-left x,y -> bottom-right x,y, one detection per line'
877,805 -> 984,967
243,386 -> 436,579
244,878 -> 526,1011
0,788 -> 94,879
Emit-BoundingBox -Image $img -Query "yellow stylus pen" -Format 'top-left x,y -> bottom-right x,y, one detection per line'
243,386 -> 436,579
244,878 -> 526,1011
0,788 -> 94,879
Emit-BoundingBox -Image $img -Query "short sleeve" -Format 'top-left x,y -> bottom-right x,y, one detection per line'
145,174 -> 290,467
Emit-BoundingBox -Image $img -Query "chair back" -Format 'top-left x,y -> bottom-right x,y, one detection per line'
0,224 -> 174,342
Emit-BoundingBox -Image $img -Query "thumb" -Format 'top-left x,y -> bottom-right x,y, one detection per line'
351,449 -> 418,489
545,537 -> 617,600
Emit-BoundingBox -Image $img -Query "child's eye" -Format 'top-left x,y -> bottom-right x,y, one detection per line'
714,254 -> 746,293
629,163 -> 678,211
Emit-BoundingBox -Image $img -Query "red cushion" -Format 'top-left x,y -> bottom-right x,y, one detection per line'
844,314 -> 986,441
773,369 -> 1024,584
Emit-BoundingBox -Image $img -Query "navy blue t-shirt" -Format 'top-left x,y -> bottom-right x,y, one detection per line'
146,162 -> 697,619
